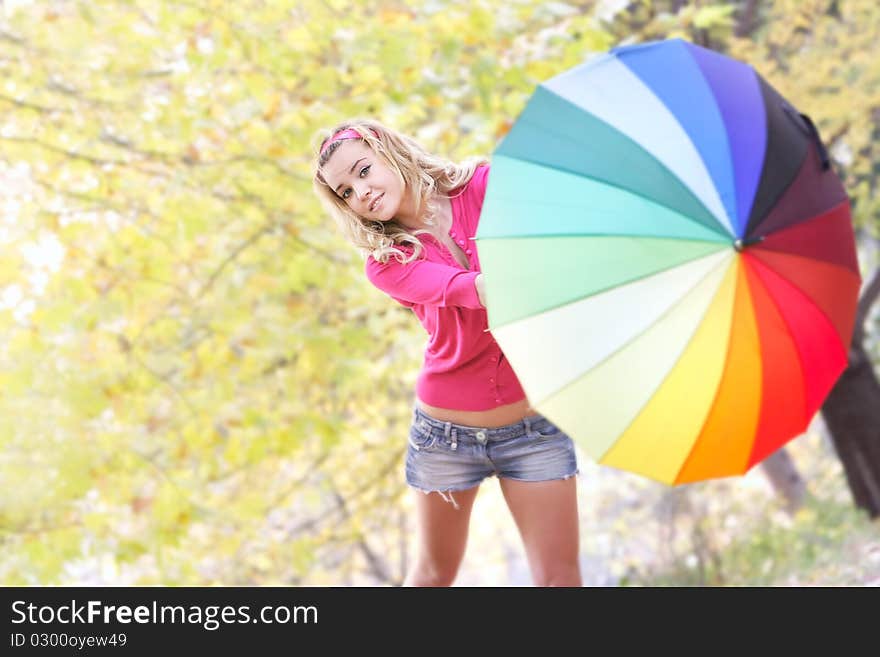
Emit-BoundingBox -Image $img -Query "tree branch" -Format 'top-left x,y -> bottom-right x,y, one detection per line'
0,93 -> 72,114
0,135 -> 130,166
735,0 -> 762,38
194,221 -> 275,300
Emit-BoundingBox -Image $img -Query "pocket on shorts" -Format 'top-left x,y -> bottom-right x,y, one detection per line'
530,418 -> 564,440
408,422 -> 438,451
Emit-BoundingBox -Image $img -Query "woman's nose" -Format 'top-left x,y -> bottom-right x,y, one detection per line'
356,185 -> 371,202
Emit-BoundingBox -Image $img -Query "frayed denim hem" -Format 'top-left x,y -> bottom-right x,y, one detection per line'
407,483 -> 482,511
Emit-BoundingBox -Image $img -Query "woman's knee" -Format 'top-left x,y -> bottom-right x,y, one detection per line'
532,562 -> 583,587
403,562 -> 459,587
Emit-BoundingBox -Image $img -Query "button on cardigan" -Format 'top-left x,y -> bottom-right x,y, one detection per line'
365,164 -> 527,411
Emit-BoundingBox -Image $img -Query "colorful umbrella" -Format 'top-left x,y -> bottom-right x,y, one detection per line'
474,38 -> 861,484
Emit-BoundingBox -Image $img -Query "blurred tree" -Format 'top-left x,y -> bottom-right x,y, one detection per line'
1,0 -> 876,587
0,0 -> 614,584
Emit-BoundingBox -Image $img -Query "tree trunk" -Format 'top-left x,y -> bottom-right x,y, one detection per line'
821,341 -> 880,517
761,448 -> 806,513
820,266 -> 880,517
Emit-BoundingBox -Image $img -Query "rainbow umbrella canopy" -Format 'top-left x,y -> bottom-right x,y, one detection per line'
474,38 -> 861,485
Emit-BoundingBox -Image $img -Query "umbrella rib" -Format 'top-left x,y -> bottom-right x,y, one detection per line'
670,265 -> 741,484
534,80 -> 732,234
685,45 -> 742,236
482,183 -> 730,244
476,231 -> 727,244
744,252 -> 850,438
487,240 -> 730,333
740,253 -> 810,451
749,246 -> 860,345
494,146 -> 731,243
484,155 -> 732,243
749,199 -> 858,275
509,109 -> 733,240
588,255 -> 735,467
528,252 -> 733,410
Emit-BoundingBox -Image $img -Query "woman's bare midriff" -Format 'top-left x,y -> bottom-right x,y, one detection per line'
416,397 -> 539,428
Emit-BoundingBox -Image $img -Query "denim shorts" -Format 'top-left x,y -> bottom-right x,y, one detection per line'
406,405 -> 579,509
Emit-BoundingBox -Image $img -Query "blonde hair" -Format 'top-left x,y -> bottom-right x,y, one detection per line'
311,118 -> 488,264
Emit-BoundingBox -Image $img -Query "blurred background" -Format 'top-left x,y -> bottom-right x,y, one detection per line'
0,0 -> 877,586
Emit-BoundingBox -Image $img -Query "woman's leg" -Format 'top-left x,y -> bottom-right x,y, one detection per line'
403,484 -> 481,587
499,477 -> 582,586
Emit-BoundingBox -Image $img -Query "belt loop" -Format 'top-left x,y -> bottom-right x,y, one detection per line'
443,421 -> 451,438
524,416 -> 532,434
450,427 -> 458,451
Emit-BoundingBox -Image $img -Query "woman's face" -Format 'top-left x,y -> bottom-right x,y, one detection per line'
321,140 -> 406,222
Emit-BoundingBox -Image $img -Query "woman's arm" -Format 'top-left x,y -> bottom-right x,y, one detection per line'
475,273 -> 487,308
366,256 -> 483,309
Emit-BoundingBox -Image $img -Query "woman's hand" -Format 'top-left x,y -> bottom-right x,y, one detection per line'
475,273 -> 487,308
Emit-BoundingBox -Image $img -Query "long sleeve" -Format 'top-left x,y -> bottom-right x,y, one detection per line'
365,254 -> 482,309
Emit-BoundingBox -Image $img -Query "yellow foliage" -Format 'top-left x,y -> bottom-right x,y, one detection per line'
1,0 -> 876,586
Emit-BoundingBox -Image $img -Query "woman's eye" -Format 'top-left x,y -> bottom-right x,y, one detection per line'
340,166 -> 369,200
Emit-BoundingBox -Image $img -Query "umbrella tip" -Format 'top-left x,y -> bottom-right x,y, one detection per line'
733,236 -> 764,252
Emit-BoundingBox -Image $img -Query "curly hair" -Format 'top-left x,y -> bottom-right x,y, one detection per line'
311,118 -> 488,264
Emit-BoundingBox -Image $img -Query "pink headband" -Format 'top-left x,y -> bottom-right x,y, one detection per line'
320,127 -> 379,156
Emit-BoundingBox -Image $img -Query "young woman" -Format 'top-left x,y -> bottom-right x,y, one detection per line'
312,119 -> 582,587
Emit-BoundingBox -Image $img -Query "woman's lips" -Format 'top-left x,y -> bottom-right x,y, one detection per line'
370,194 -> 383,211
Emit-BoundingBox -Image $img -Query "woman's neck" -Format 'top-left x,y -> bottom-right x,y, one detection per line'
395,192 -> 452,235
424,196 -> 453,237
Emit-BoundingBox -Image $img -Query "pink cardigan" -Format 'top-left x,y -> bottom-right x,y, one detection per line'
365,164 -> 527,411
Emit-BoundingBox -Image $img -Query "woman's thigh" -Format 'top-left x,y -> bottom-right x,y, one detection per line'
408,483 -> 481,579
499,477 -> 581,586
